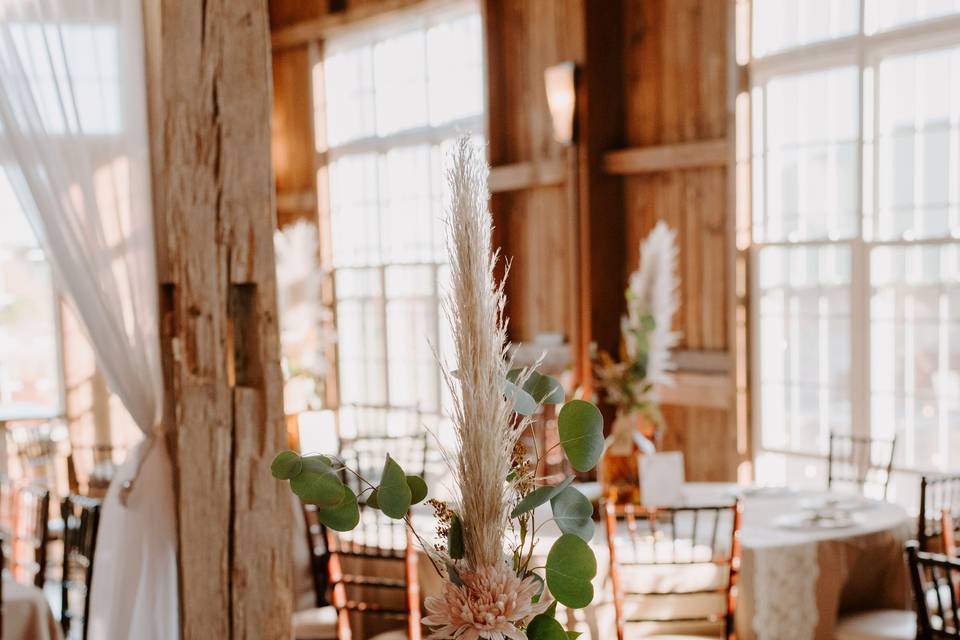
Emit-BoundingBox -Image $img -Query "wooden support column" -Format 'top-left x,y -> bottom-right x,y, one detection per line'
576,0 -> 627,395
144,1 -> 292,638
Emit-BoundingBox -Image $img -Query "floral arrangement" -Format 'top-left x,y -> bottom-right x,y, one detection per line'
272,138 -> 603,639
594,221 -> 680,436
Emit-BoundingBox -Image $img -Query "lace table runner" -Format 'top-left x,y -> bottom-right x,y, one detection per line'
752,542 -> 819,640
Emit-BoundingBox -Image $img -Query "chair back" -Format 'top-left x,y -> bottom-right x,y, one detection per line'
827,432 -> 896,499
604,499 -> 741,640
921,475 -> 960,552
60,495 -> 101,640
907,540 -> 960,638
301,502 -> 330,608
11,483 -> 50,588
321,434 -> 427,640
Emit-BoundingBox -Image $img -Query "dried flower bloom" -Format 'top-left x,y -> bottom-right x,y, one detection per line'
422,563 -> 549,640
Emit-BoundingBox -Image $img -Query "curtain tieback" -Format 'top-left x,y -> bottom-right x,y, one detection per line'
119,424 -> 166,506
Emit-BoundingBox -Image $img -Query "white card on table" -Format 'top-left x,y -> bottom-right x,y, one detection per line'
640,451 -> 685,507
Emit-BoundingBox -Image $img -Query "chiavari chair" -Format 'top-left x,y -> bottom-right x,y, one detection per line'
920,476 -> 960,553
604,499 -> 741,640
8,483 -> 50,588
827,432 -> 897,499
907,541 -> 960,639
60,495 -> 101,640
294,434 -> 427,640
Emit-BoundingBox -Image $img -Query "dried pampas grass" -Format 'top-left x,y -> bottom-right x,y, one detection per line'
441,137 -> 519,569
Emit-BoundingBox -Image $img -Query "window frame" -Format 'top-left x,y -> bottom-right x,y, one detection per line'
746,1 -> 960,479
311,0 -> 485,427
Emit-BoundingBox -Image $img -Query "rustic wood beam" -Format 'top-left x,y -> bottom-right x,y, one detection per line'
144,1 -> 292,637
488,159 -> 566,193
603,138 -> 730,175
659,372 -> 732,410
271,0 -> 432,49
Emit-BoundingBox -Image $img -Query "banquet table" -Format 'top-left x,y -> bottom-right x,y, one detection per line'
3,580 -> 62,640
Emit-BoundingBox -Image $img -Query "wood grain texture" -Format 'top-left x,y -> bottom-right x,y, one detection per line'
272,46 -> 317,227
622,0 -> 735,479
604,138 -> 730,174
146,1 -> 292,637
484,0 -> 585,345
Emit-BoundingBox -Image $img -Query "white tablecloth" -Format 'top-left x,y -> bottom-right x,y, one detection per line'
4,580 -> 62,640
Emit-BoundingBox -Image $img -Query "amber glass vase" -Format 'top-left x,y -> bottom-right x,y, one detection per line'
600,410 -> 659,504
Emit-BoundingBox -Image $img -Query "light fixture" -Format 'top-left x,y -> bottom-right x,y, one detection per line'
544,61 -> 577,145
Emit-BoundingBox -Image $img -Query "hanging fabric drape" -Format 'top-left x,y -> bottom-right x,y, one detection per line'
0,0 -> 178,638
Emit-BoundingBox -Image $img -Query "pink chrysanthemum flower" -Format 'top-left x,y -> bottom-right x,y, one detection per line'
422,563 -> 550,640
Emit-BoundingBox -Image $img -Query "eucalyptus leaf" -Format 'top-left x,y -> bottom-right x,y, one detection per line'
271,451 -> 302,480
545,534 -> 596,609
557,400 -> 604,473
406,475 -> 428,504
508,369 -> 565,405
366,488 -> 379,509
448,513 -> 464,559
526,613 -> 566,640
566,633 -> 582,639
301,454 -> 335,471
550,486 -> 595,542
377,455 -> 412,519
290,465 -> 346,508
503,379 -> 537,416
316,485 -> 360,532
510,475 -> 574,518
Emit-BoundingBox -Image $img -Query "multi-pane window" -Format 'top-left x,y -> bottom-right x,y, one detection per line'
0,173 -> 61,417
315,3 -> 483,439
748,1 -> 960,499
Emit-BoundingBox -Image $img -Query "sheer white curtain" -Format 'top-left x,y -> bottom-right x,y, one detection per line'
0,1 -> 178,638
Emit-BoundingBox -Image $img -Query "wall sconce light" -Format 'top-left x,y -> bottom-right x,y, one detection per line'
544,61 -> 577,145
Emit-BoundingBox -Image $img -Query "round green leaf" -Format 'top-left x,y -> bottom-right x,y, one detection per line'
290,466 -> 346,508
271,451 -> 302,480
366,488 -> 379,509
546,534 -> 596,609
448,513 -> 464,559
526,613 -> 567,640
316,485 -> 360,532
504,379 -> 537,416
509,369 -> 565,405
510,475 -> 574,518
557,400 -> 604,472
301,454 -> 335,471
550,486 -> 595,542
406,475 -> 428,504
378,455 -> 412,519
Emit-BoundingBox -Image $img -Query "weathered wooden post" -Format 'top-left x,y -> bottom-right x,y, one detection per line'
143,1 -> 292,637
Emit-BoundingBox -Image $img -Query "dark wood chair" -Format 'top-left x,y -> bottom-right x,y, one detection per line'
604,499 -> 741,640
60,495 -> 101,640
907,540 -> 960,639
10,483 -> 50,588
920,475 -> 960,553
828,432 -> 897,499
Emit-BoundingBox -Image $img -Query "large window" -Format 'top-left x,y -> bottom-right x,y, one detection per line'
0,174 -> 62,418
314,2 -> 484,440
748,1 -> 960,500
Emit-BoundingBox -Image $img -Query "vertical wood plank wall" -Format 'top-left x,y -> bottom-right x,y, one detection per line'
145,1 -> 293,637
269,0 -> 740,480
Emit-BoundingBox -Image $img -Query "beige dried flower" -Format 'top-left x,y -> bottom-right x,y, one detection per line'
422,563 -> 549,640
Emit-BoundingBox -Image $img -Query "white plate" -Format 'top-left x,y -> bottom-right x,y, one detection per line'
773,511 -> 860,530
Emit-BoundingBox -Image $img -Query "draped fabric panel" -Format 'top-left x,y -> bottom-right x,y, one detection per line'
0,0 -> 178,637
